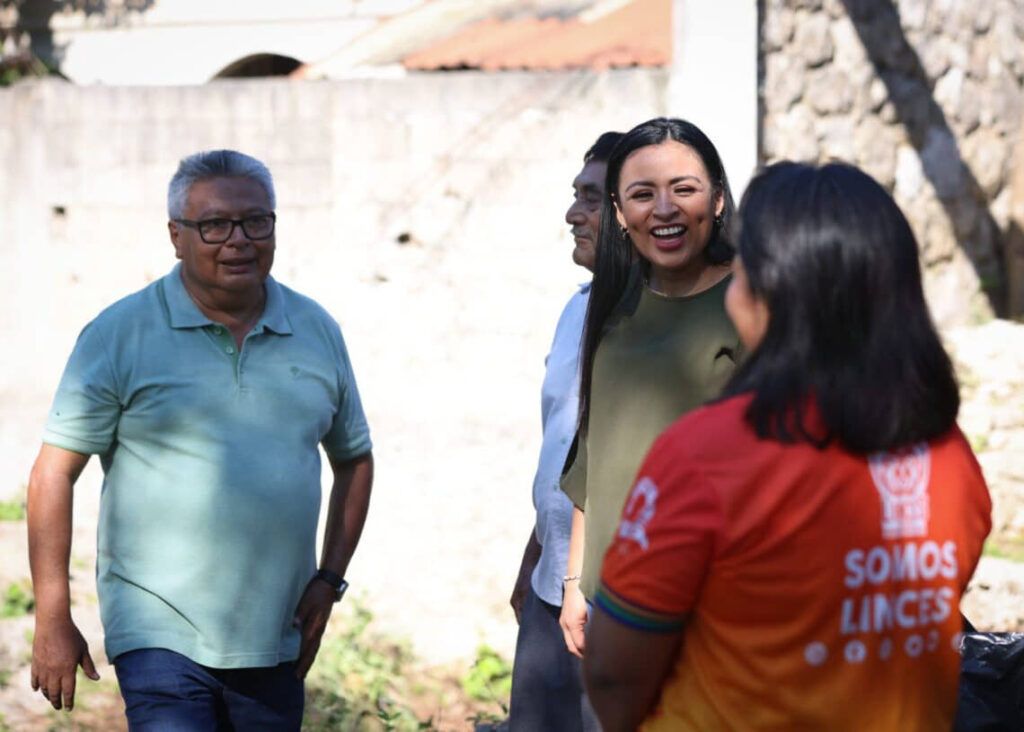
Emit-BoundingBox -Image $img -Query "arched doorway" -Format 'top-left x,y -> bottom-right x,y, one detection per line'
212,54 -> 301,79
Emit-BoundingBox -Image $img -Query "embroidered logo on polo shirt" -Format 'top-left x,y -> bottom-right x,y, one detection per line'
618,477 -> 658,551
868,443 -> 931,540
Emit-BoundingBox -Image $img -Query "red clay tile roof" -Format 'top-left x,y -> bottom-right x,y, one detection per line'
403,0 -> 670,71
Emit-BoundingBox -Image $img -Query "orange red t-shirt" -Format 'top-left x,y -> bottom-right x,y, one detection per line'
597,394 -> 991,731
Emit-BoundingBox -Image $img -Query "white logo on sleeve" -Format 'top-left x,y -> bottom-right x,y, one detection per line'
868,444 -> 931,539
617,477 -> 658,551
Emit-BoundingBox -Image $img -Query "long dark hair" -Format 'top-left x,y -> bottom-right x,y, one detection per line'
721,161 -> 959,453
577,117 -> 735,432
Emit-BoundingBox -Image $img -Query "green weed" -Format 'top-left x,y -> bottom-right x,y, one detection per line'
461,644 -> 511,726
968,432 -> 990,453
1,581 -> 35,618
0,497 -> 25,522
303,600 -> 435,731
982,526 -> 1024,563
983,537 -> 1024,563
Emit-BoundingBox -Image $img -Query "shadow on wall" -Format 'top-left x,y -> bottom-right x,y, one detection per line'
839,0 -> 1009,317
213,54 -> 302,80
13,0 -> 156,67
1009,222 -> 1024,316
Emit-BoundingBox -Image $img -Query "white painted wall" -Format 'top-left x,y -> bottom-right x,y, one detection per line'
0,70 -> 667,662
41,0 -> 427,84
56,21 -> 374,84
670,0 -> 760,197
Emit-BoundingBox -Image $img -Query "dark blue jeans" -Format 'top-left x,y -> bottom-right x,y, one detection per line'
114,648 -> 304,731
508,588 -> 601,732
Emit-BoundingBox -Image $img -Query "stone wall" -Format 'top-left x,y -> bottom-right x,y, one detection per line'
762,0 -> 1024,324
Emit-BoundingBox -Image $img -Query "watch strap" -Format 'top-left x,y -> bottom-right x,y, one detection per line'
315,569 -> 349,602
316,568 -> 344,588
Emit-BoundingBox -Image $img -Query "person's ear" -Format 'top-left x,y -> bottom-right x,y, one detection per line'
614,201 -> 627,230
168,221 -> 184,260
714,189 -> 725,218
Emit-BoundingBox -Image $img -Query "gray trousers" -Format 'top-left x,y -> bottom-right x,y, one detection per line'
508,587 -> 601,732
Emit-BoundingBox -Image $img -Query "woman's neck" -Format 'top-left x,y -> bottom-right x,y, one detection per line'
648,261 -> 731,297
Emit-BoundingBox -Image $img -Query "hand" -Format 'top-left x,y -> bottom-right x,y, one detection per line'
509,577 -> 532,626
559,581 -> 588,658
31,617 -> 100,711
292,579 -> 336,679
511,532 -> 541,624
509,556 -> 540,622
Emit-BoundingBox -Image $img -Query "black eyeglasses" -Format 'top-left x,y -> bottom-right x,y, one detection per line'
174,213 -> 276,244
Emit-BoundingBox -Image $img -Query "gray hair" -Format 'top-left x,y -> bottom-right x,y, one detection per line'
167,149 -> 276,219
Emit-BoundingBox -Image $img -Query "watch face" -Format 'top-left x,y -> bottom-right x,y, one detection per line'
334,580 -> 349,602
317,569 -> 345,590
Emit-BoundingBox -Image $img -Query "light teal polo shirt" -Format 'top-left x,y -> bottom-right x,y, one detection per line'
43,264 -> 372,669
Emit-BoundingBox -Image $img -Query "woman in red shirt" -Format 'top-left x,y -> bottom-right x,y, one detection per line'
583,161 -> 992,731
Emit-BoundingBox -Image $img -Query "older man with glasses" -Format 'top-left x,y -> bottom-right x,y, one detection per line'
26,149 -> 374,730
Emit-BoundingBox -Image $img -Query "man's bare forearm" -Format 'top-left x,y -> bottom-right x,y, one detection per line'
27,445 -> 89,625
519,529 -> 542,576
320,452 -> 374,576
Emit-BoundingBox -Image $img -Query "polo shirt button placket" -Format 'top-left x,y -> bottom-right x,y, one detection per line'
226,344 -> 242,386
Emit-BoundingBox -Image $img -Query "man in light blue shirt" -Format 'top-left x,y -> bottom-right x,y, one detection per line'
27,150 -> 373,729
508,132 -> 622,731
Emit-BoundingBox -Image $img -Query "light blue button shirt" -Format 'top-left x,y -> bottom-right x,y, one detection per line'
530,284 -> 590,606
43,264 -> 371,668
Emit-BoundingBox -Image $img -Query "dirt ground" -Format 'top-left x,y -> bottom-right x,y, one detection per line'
0,318 -> 1021,730
949,321 -> 1024,630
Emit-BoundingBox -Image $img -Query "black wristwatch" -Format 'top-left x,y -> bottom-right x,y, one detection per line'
315,568 -> 349,602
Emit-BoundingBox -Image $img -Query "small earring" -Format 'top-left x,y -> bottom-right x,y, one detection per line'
619,224 -> 629,238
714,213 -> 724,228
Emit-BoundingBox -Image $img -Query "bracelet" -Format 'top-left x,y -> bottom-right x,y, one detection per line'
562,574 -> 581,584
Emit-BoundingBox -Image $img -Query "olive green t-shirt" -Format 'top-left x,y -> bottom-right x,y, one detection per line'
562,274 -> 741,599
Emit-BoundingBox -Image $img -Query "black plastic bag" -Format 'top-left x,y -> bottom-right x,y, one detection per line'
955,630 -> 1024,731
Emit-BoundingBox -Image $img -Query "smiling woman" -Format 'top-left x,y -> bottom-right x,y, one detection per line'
557,118 -> 743,664
616,141 -> 725,296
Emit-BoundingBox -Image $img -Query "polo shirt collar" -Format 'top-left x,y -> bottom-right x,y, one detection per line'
164,263 -> 293,335
260,276 -> 293,335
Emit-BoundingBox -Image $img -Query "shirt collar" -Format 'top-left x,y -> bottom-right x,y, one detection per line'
164,263 -> 293,335
259,276 -> 293,335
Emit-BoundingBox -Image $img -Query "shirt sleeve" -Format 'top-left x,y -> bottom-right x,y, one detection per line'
42,321 -> 122,455
596,431 -> 723,632
321,324 -> 373,461
559,431 -> 588,509
958,434 -> 993,593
